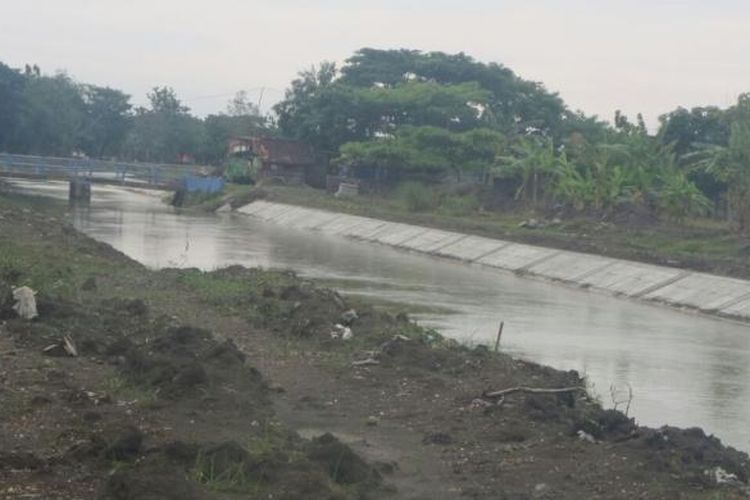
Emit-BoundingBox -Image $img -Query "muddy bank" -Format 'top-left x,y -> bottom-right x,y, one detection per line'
1,193 -> 749,499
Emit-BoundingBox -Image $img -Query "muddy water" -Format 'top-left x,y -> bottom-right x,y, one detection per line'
7,179 -> 750,452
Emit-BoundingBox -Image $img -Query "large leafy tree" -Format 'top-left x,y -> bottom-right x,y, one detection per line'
340,48 -> 568,137
338,126 -> 505,183
274,48 -> 570,153
79,85 -> 132,158
15,72 -> 87,156
0,62 -> 25,151
124,87 -> 205,162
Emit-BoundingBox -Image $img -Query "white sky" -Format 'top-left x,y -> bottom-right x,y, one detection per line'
1,0 -> 749,128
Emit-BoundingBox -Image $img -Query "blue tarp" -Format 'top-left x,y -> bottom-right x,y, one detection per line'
183,176 -> 224,194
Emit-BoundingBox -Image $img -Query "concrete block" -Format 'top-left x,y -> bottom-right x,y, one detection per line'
289,210 -> 341,230
644,273 -> 750,311
477,243 -> 559,271
236,200 -> 272,215
317,214 -> 371,235
434,236 -> 508,261
527,251 -> 614,282
580,261 -> 683,297
253,203 -> 296,221
372,223 -> 430,246
720,297 -> 750,318
343,219 -> 390,239
399,229 -> 465,253
268,206 -> 308,225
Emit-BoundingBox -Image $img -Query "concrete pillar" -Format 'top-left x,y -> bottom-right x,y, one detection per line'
69,178 -> 91,202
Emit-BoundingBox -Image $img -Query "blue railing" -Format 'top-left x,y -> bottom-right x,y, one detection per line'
0,153 -> 206,188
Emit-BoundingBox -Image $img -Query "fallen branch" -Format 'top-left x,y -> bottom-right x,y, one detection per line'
351,358 -> 380,367
483,386 -> 586,399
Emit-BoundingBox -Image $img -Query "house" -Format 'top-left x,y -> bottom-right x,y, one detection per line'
227,136 -> 322,185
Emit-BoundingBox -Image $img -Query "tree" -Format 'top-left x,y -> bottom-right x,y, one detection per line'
0,62 -> 25,151
496,137 -> 562,207
338,126 -> 504,184
124,87 -> 204,162
658,106 -> 729,157
692,116 -> 750,231
202,92 -> 268,164
340,48 -> 568,137
80,85 -> 132,158
15,72 -> 87,156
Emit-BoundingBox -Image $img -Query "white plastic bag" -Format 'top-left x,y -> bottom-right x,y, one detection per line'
12,286 -> 38,320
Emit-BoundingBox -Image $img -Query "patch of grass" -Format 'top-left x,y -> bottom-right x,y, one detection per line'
191,450 -> 260,494
101,375 -> 158,408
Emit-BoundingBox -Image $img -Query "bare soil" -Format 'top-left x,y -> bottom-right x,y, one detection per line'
1,193 -> 749,499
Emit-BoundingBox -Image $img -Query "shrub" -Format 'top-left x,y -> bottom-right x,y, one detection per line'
438,193 -> 480,216
396,182 -> 435,212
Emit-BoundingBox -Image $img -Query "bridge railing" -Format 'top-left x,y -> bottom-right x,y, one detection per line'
0,153 -> 209,188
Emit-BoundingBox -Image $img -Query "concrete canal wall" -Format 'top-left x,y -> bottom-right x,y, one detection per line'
237,200 -> 750,322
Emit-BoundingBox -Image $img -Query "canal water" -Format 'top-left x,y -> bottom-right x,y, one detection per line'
6,179 -> 750,452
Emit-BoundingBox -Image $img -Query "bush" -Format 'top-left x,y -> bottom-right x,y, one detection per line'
396,182 -> 436,212
438,194 -> 480,216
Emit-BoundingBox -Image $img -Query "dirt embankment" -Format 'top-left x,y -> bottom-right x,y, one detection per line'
1,193 -> 749,499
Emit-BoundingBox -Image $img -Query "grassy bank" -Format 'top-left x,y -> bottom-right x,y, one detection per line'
1,191 -> 749,498
260,184 -> 750,280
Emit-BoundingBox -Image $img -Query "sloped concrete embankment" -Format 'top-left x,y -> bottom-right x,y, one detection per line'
236,201 -> 750,322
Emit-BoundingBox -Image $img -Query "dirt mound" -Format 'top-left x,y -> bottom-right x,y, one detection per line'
635,426 -> 750,485
104,465 -> 210,500
307,433 -> 382,486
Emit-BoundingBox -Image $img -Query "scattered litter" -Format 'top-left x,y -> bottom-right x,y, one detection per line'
330,324 -> 353,340
63,335 -> 78,357
577,430 -> 596,443
469,398 -> 494,409
340,309 -> 358,325
366,416 -> 379,426
12,286 -> 38,320
352,358 -> 379,367
42,336 -> 78,357
706,466 -> 740,485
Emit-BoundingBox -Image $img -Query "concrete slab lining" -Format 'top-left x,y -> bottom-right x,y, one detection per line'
289,211 -> 341,230
342,219 -> 390,239
400,229 -> 465,253
317,214 -> 369,234
373,224 -> 430,246
268,207 -> 307,225
644,273 -> 750,311
720,297 -> 750,317
477,243 -> 559,271
235,201 -> 750,322
434,236 -> 509,261
527,252 -> 614,283
580,261 -> 684,297
236,200 -> 272,215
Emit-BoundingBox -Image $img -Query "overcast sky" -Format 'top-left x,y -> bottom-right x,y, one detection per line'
2,0 -> 748,128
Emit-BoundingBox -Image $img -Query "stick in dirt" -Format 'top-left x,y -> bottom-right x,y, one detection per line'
493,321 -> 504,353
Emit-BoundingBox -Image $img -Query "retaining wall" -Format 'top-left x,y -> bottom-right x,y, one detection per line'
236,200 -> 750,322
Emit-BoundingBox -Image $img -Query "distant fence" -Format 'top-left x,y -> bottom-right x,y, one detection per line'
182,175 -> 225,194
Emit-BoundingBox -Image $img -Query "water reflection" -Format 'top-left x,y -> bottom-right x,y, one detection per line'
6,179 -> 750,452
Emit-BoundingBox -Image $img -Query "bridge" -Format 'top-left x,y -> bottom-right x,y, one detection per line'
0,153 -> 208,191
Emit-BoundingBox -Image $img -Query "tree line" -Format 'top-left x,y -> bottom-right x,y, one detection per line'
0,62 -> 268,164
273,49 -> 750,230
2,49 -> 750,229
